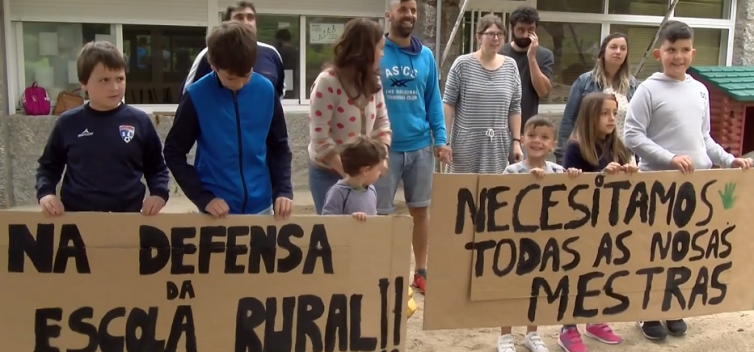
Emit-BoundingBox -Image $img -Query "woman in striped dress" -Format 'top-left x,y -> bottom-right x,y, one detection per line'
442,14 -> 523,174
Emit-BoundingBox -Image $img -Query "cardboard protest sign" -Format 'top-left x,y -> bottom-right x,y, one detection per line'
423,170 -> 754,329
0,212 -> 412,351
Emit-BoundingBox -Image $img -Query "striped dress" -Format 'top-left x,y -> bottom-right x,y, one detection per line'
442,54 -> 522,174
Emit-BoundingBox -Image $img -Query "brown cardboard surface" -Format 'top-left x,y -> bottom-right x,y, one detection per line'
0,212 -> 413,351
424,170 -> 754,329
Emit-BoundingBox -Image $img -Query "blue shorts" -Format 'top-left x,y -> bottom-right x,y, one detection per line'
375,145 -> 435,214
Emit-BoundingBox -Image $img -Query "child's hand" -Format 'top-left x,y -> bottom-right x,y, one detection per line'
142,196 -> 166,216
39,194 -> 65,217
352,212 -> 368,222
623,164 -> 639,174
205,198 -> 230,218
603,162 -> 622,174
530,167 -> 545,179
670,155 -> 694,174
566,168 -> 582,178
731,157 -> 753,170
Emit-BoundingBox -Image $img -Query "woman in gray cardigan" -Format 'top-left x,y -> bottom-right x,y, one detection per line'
555,32 -> 637,164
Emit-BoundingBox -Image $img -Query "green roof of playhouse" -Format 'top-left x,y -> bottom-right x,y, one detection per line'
689,66 -> 754,102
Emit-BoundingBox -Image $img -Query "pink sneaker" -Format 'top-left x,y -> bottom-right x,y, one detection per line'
584,323 -> 622,344
558,326 -> 587,352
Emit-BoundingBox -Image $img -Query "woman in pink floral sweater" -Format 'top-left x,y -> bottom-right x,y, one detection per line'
308,18 -> 392,214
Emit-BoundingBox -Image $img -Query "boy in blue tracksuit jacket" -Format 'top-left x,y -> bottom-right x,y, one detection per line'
163,21 -> 293,219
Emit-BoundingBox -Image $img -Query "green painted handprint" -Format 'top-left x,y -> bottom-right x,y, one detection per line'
718,182 -> 737,210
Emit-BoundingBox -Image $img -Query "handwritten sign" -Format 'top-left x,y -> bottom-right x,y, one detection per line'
309,23 -> 344,44
423,170 -> 754,329
0,213 -> 412,351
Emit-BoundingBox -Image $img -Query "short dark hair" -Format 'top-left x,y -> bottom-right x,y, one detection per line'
510,6 -> 539,27
340,136 -> 387,177
206,21 -> 257,77
77,41 -> 126,84
223,1 -> 256,21
275,29 -> 291,42
524,115 -> 556,133
659,20 -> 693,43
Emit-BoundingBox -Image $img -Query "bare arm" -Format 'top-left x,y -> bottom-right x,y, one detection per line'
442,57 -> 463,144
529,50 -> 554,98
443,103 -> 455,142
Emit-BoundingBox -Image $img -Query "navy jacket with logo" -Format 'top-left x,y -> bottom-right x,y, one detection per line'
164,72 -> 293,214
35,103 -> 170,212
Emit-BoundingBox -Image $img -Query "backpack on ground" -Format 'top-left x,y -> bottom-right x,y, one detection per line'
23,82 -> 51,115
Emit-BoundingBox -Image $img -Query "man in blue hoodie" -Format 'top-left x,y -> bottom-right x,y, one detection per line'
377,0 -> 451,294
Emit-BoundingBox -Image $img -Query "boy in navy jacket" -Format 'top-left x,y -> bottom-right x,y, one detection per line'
36,41 -> 170,215
163,21 -> 293,219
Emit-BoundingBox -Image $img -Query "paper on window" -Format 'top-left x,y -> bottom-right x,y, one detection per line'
95,34 -> 115,44
39,32 -> 59,56
284,70 -> 293,91
68,61 -> 78,84
278,22 -> 290,29
309,23 -> 344,44
34,66 -> 54,88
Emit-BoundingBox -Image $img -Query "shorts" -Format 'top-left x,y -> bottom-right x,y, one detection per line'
374,145 -> 435,214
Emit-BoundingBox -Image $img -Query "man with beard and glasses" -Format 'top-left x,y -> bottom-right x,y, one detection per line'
501,6 -> 554,137
179,1 -> 285,99
377,0 -> 451,295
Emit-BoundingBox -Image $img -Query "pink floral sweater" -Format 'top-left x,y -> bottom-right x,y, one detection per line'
308,70 -> 392,168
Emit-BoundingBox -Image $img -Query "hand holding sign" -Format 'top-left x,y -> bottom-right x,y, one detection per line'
141,196 -> 166,215
671,155 -> 695,174
602,162 -> 622,174
39,194 -> 65,217
205,198 -> 229,218
530,168 -> 546,179
730,157 -> 753,170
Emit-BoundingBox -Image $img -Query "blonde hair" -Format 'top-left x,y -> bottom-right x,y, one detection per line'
590,33 -> 631,95
571,92 -> 632,166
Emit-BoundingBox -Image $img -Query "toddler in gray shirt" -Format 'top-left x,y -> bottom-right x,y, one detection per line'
321,136 -> 388,221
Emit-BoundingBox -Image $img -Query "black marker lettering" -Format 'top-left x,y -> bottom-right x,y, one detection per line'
8,224 -> 90,274
529,276 -> 569,322
603,180 -> 631,226
540,184 -> 566,230
564,185 -> 590,230
513,184 -> 540,233
624,181 -> 648,225
486,186 -> 511,232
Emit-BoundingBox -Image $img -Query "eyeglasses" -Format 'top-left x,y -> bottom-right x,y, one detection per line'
482,32 -> 504,39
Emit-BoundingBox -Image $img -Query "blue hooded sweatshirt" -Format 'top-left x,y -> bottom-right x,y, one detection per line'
379,35 -> 446,152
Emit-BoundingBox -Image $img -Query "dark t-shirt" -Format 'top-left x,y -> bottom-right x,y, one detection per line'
501,43 -> 554,128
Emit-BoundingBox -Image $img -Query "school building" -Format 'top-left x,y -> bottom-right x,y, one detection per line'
0,0 -> 747,114
0,0 -> 750,208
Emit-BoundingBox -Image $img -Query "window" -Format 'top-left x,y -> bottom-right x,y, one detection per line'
536,22 -> 602,104
609,0 -> 670,16
122,25 -> 205,104
675,0 -> 728,19
305,17 -> 382,99
537,0 -> 604,14
21,22 -> 113,106
259,15 -> 301,100
612,24 -> 726,79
